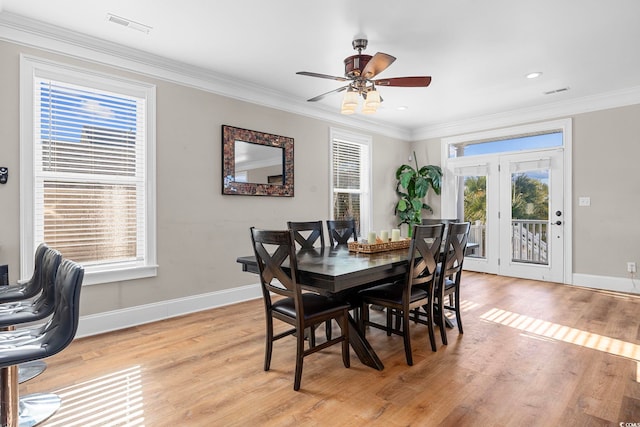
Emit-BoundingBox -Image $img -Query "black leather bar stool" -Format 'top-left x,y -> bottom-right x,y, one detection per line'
0,244 -> 61,384
0,258 -> 84,426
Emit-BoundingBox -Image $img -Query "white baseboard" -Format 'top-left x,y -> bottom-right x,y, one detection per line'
572,273 -> 640,295
76,283 -> 262,338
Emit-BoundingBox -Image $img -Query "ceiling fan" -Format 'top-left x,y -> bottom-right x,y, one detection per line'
296,38 -> 431,114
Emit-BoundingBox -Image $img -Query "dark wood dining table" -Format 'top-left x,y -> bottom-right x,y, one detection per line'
236,245 -> 411,370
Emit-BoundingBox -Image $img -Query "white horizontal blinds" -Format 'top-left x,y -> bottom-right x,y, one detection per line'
333,140 -> 361,191
332,138 -> 368,234
34,78 -> 145,265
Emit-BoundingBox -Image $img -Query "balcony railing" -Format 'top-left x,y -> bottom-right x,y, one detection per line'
465,220 -> 549,264
512,219 -> 548,265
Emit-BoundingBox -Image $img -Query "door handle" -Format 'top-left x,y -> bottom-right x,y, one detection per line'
554,220 -> 562,225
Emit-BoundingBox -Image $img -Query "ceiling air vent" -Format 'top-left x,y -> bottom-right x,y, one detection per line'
106,13 -> 152,34
543,87 -> 570,95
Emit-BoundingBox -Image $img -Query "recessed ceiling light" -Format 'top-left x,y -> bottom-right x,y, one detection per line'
396,106 -> 409,111
106,13 -> 152,34
526,72 -> 543,79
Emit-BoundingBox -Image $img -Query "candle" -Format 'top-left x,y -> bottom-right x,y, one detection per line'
391,229 -> 401,242
367,231 -> 377,244
380,230 -> 389,242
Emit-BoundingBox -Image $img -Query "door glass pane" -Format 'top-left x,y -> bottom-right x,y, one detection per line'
462,175 -> 486,259
511,170 -> 549,264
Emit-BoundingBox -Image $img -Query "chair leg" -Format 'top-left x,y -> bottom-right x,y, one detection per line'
437,298 -> 448,345
264,315 -> 274,371
308,327 -> 316,348
423,303 -> 437,352
386,309 -> 393,336
294,327 -> 305,391
1,365 -> 61,427
325,320 -> 332,341
455,291 -> 463,334
402,309 -> 413,366
340,313 -> 350,368
359,303 -> 368,337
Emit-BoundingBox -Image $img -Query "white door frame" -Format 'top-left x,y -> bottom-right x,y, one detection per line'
441,119 -> 573,284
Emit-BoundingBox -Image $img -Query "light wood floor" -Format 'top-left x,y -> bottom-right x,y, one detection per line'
22,272 -> 640,426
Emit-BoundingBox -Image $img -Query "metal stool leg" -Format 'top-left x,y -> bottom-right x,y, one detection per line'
1,365 -> 61,427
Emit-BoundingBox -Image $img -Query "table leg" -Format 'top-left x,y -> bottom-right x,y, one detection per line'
347,314 -> 384,370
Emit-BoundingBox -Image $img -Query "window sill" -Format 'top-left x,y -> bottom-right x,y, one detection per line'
82,264 -> 158,286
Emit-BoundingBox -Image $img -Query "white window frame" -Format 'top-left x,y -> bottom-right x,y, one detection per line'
329,128 -> 373,235
20,55 -> 157,285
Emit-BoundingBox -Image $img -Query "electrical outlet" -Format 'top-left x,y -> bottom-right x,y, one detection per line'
627,262 -> 637,273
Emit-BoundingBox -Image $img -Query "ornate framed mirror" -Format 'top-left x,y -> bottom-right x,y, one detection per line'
222,125 -> 294,196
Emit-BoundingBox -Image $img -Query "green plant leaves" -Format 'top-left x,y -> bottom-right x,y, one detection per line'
394,156 -> 442,228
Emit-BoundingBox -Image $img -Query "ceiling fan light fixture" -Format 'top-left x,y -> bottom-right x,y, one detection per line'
361,105 -> 377,114
342,90 -> 359,108
341,104 -> 356,115
364,90 -> 381,109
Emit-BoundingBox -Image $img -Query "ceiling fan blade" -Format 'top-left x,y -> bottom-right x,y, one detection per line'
373,76 -> 432,87
307,85 -> 349,102
361,53 -> 396,79
296,71 -> 348,82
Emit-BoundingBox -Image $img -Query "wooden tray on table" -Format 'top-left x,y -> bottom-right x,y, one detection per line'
347,238 -> 411,254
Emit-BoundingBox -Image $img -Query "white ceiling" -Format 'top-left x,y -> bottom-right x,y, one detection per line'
2,0 -> 640,138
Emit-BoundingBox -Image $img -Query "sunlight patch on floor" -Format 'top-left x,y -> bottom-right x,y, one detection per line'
44,365 -> 145,427
480,307 -> 640,382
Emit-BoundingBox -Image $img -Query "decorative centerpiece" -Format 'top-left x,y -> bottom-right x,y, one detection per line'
348,238 -> 411,253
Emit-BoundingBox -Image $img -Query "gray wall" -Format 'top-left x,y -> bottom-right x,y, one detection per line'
0,39 -> 409,316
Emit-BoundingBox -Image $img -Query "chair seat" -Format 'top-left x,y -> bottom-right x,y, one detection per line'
273,293 -> 350,321
359,282 -> 429,305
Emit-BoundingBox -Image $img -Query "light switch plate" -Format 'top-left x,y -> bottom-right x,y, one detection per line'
578,197 -> 591,206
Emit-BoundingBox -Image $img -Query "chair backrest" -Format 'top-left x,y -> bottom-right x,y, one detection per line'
406,224 -> 445,291
0,243 -> 61,304
0,258 -> 84,368
422,218 -> 461,238
441,222 -> 471,280
31,246 -> 63,314
250,227 -> 304,317
421,218 -> 461,226
41,258 -> 84,357
326,219 -> 358,246
287,221 -> 325,249
0,245 -> 62,327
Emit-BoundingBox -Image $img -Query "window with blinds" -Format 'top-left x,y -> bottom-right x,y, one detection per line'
330,129 -> 371,236
21,56 -> 157,284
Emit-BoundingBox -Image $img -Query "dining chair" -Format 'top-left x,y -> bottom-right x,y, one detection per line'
250,227 -> 350,391
326,219 -> 358,246
358,224 -> 445,365
435,222 -> 471,345
287,220 -> 325,249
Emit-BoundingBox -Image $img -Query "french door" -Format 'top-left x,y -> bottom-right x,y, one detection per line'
444,148 -> 566,283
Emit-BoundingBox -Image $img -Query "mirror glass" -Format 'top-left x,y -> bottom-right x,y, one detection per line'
233,141 -> 284,184
222,125 -> 294,197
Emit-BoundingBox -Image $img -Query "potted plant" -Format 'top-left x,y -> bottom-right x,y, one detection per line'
394,151 -> 443,236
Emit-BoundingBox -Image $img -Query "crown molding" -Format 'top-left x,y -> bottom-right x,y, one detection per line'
0,11 -> 410,141
411,85 -> 640,141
